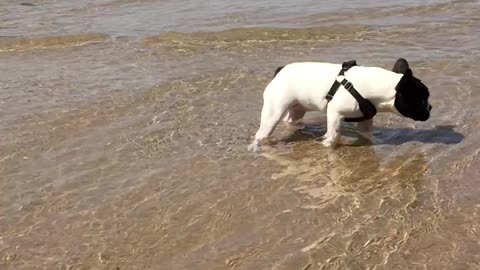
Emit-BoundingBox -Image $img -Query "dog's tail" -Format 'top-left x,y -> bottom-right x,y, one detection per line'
273,66 -> 285,78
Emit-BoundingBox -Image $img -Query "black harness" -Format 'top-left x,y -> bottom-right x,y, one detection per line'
326,60 -> 377,122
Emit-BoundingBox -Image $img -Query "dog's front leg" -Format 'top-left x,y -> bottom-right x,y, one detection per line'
322,106 -> 343,147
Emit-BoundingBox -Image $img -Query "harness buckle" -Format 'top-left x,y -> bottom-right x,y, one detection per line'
343,81 -> 353,90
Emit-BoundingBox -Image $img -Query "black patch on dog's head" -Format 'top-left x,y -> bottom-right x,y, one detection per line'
394,66 -> 431,121
392,58 -> 410,74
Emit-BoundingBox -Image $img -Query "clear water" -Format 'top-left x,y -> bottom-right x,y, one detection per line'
1,0 -> 480,269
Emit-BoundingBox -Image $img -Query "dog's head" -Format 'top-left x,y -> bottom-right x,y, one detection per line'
392,58 -> 432,121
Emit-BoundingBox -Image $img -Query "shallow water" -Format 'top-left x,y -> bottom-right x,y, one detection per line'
1,0 -> 480,269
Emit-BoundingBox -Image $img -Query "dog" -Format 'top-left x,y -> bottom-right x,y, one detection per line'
248,58 -> 432,152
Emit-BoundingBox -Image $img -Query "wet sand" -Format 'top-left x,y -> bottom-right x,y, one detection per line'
1,0 -> 480,269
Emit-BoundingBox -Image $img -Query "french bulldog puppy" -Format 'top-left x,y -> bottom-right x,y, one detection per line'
248,58 -> 431,152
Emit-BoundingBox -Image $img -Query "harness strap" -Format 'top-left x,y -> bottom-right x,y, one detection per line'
326,60 -> 357,101
339,78 -> 377,122
326,60 -> 377,122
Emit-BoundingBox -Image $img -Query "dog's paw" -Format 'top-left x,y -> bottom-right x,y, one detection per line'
321,139 -> 334,148
247,143 -> 261,152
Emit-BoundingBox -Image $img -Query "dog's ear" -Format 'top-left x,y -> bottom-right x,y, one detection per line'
396,68 -> 414,92
392,58 -> 410,74
403,68 -> 413,78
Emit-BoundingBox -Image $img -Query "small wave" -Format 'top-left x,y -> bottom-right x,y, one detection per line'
144,26 -> 368,54
0,33 -> 109,53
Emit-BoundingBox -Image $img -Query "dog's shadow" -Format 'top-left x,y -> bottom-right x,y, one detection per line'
281,124 -> 464,146
374,125 -> 464,145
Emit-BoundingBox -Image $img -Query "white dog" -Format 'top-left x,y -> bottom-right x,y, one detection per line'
248,58 -> 432,152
